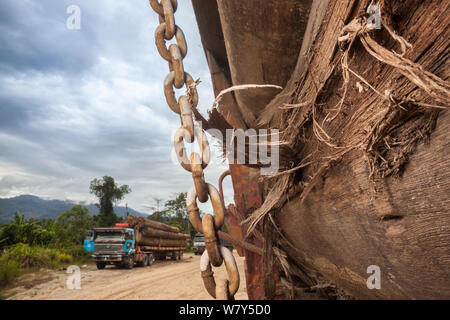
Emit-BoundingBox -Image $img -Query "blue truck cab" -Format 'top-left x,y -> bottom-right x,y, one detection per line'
83,230 -> 95,252
85,225 -> 168,270
86,227 -> 139,270
123,228 -> 135,254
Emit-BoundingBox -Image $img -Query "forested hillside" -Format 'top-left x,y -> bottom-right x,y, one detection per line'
0,195 -> 146,223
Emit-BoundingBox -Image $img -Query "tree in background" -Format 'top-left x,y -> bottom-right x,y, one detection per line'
144,193 -> 206,240
0,213 -> 55,250
151,197 -> 164,212
148,209 -> 168,222
89,176 -> 131,227
55,205 -> 94,246
144,197 -> 167,221
164,192 -> 188,231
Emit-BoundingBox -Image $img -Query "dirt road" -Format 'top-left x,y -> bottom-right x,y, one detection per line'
7,253 -> 247,300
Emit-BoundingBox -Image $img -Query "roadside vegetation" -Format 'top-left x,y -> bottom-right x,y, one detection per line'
0,176 -> 130,295
0,209 -> 92,293
0,176 -> 196,297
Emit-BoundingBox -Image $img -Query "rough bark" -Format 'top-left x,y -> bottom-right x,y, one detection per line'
211,0 -> 313,127
124,215 -> 188,247
124,215 -> 180,233
259,0 -> 450,299
135,230 -> 187,248
140,227 -> 187,240
193,0 -> 449,299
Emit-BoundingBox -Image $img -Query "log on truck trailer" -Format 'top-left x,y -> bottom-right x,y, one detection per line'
135,233 -> 188,248
124,214 -> 180,233
124,215 -> 190,247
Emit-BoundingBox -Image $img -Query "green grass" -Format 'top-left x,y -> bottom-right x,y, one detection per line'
0,243 -> 91,289
0,260 -> 20,287
1,243 -> 67,269
59,245 -> 91,264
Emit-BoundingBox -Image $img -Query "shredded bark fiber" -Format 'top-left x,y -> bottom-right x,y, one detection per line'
195,0 -> 449,299
240,11 -> 449,237
272,241 -> 354,300
197,3 -> 448,236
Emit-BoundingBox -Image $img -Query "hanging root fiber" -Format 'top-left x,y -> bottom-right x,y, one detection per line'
241,6 -> 449,236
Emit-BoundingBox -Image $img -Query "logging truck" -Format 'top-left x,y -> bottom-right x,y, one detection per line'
84,218 -> 189,270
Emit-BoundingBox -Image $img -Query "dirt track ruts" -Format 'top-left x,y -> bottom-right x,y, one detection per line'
7,253 -> 248,300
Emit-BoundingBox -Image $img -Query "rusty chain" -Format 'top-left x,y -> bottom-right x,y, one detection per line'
149,0 -> 239,300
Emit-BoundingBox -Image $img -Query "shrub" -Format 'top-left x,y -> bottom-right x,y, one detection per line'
0,260 -> 20,286
60,245 -> 90,263
0,214 -> 56,250
57,253 -> 72,264
0,243 -> 73,269
55,205 -> 94,245
0,244 -> 79,289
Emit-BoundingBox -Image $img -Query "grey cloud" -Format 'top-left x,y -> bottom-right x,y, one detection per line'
0,0 -> 230,213
0,0 -> 99,75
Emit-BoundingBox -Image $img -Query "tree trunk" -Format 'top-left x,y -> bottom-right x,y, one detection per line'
193,0 -> 450,299
124,215 -> 180,233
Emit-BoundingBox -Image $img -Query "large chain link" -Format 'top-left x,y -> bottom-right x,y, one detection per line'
149,0 -> 239,300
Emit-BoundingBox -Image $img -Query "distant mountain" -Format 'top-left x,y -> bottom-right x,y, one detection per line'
0,194 -> 148,223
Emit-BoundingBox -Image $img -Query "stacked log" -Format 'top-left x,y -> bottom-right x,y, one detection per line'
124,214 -> 179,233
123,215 -> 189,248
183,233 -> 191,248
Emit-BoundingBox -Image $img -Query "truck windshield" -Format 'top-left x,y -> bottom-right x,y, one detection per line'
194,236 -> 204,242
95,232 -> 124,241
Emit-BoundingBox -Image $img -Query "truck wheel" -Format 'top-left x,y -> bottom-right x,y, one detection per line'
96,262 -> 106,270
136,255 -> 146,267
142,254 -> 149,267
148,253 -> 155,266
171,251 -> 177,260
125,257 -> 134,269
178,251 -> 183,260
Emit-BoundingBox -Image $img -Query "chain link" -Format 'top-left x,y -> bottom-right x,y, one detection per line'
174,126 -> 210,170
164,72 -> 198,114
155,23 -> 187,62
149,0 -> 239,300
200,246 -> 240,299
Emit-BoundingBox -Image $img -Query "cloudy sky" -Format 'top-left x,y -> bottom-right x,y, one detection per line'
0,0 -> 233,214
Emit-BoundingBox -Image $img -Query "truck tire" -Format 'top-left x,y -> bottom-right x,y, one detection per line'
141,254 -> 149,267
171,251 -> 177,260
96,262 -> 106,270
148,253 -> 155,266
136,254 -> 147,267
124,257 -> 134,269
